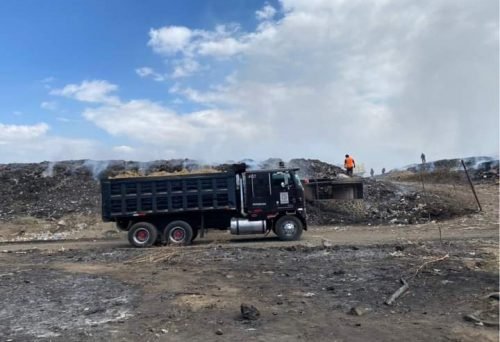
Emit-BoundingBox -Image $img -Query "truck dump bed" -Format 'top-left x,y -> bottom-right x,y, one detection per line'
101,172 -> 237,221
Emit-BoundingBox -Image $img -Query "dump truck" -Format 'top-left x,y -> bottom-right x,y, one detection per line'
101,164 -> 307,247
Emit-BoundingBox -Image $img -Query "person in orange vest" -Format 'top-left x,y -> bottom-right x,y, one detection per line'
344,154 -> 355,176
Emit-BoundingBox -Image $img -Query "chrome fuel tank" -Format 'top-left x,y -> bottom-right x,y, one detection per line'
230,218 -> 266,235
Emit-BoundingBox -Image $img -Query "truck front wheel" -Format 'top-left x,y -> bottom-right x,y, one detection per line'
164,221 -> 193,246
274,216 -> 303,241
128,222 -> 158,248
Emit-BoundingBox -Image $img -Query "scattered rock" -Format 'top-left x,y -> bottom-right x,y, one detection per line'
241,303 -> 260,320
76,223 -> 88,230
322,239 -> 333,248
215,329 -> 223,335
463,312 -> 499,327
349,306 -> 372,316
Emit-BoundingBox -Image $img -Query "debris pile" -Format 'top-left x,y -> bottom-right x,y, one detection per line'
0,161 -> 99,221
305,178 -> 476,225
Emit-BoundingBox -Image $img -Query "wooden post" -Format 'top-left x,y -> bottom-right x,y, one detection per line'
461,159 -> 482,212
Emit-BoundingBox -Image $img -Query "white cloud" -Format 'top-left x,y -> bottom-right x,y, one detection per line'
82,98 -> 259,160
41,101 -> 58,111
171,59 -> 200,78
198,37 -> 248,57
113,145 -> 135,153
40,77 -> 56,89
0,122 -> 100,163
0,123 -> 49,143
146,24 -> 250,77
256,3 -> 277,21
148,26 -> 193,55
41,77 -> 55,84
50,80 -> 119,104
135,67 -> 166,81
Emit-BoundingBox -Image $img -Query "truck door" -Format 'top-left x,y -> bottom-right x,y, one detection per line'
245,171 -> 298,213
246,172 -> 271,210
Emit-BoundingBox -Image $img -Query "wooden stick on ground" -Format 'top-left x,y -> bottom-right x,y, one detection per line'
385,278 -> 409,305
411,254 -> 449,279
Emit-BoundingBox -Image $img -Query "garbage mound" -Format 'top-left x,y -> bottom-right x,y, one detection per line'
306,178 -> 476,225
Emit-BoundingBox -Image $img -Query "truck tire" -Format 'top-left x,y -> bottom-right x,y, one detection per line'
128,222 -> 158,248
274,215 -> 303,241
164,221 -> 193,246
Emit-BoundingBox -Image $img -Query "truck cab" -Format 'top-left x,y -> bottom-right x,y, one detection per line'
239,168 -> 307,240
245,168 -> 305,215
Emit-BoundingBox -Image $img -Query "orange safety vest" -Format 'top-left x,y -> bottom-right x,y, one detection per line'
344,156 -> 355,168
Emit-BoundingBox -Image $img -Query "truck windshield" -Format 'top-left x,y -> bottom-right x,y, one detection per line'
271,171 -> 291,187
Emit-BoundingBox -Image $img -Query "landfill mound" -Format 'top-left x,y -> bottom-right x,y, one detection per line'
0,158 -> 478,227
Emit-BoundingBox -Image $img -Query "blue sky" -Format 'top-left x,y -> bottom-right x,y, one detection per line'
0,0 -> 498,171
0,0 -> 274,138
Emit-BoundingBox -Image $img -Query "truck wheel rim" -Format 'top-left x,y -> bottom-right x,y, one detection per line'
133,228 -> 149,244
170,227 -> 186,242
282,221 -> 296,236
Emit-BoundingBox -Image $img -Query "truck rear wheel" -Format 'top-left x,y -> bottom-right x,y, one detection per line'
128,222 -> 158,248
164,221 -> 193,246
274,216 -> 303,241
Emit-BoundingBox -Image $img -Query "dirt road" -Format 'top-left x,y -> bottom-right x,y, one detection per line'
0,183 -> 498,341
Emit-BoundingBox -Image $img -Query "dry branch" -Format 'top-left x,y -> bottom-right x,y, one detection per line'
385,278 -> 409,305
412,254 -> 449,279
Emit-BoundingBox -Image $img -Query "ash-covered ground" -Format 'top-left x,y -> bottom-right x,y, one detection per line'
0,237 -> 498,341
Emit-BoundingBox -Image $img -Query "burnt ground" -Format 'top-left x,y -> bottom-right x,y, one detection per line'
0,183 -> 498,342
0,239 -> 498,341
